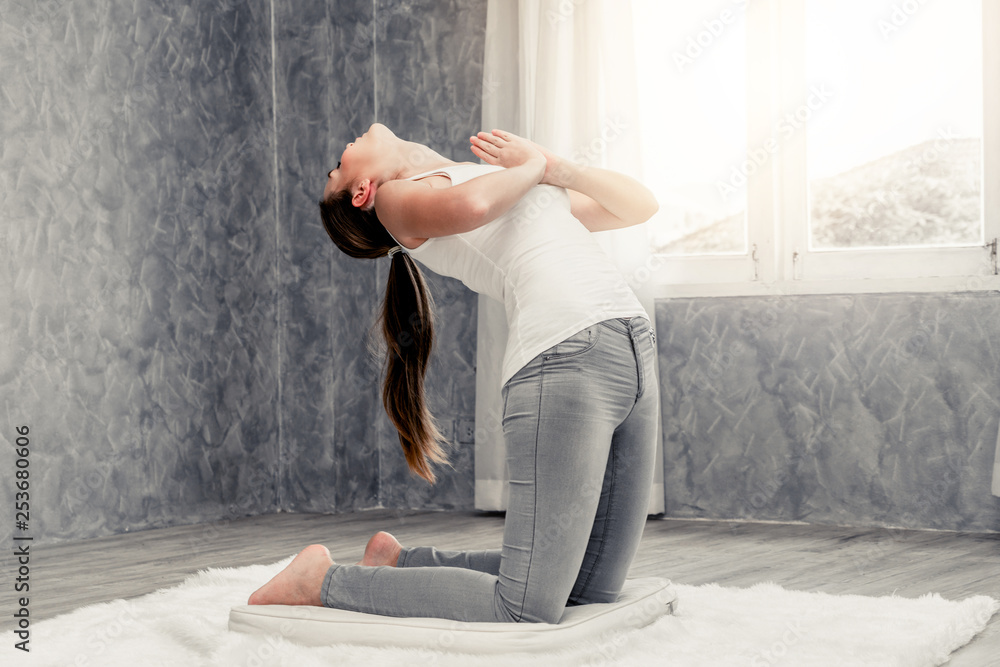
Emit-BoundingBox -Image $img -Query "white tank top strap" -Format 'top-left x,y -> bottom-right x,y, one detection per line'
406,168 -> 448,181
405,162 -> 491,182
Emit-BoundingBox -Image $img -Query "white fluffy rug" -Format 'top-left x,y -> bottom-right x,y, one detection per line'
3,555 -> 997,667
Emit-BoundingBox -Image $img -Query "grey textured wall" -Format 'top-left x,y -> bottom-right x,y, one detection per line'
655,293 -> 1000,533
1,1 -> 279,544
0,0 -> 489,545
272,0 -> 380,515
275,0 -> 486,514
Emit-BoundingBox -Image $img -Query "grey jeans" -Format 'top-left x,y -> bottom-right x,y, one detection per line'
320,316 -> 659,623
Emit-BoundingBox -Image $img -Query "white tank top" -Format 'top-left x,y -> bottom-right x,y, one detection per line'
385,162 -> 648,389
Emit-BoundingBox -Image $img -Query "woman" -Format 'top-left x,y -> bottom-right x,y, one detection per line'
248,122 -> 660,624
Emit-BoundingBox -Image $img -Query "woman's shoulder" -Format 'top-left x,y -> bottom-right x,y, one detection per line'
376,162 -> 503,243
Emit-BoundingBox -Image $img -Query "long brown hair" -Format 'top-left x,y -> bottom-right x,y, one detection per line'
319,189 -> 450,483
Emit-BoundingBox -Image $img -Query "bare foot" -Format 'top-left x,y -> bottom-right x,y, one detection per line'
357,531 -> 402,567
248,544 -> 333,606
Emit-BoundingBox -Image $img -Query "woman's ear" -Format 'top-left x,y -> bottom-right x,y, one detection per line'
353,179 -> 377,211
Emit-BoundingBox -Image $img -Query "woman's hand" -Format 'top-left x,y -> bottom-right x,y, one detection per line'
520,137 -> 566,187
470,130 -> 547,178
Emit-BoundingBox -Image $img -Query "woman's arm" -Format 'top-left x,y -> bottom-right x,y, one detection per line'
472,130 -> 659,232
555,162 -> 659,232
376,157 -> 545,239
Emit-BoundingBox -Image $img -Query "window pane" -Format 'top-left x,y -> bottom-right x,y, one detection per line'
633,1 -> 747,255
806,0 -> 983,250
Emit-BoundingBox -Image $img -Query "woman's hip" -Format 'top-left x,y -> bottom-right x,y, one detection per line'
501,316 -> 656,422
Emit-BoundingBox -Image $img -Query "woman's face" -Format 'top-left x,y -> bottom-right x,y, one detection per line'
323,123 -> 394,201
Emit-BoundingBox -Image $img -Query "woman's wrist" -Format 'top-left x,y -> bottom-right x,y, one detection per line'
525,155 -> 547,183
546,156 -> 580,189
507,156 -> 546,185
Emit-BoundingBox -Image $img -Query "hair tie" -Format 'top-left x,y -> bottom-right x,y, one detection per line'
387,245 -> 403,258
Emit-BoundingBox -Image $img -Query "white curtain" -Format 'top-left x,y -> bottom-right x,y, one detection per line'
475,0 -> 664,513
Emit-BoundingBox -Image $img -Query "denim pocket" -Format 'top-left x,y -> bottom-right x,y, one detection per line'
542,324 -> 601,360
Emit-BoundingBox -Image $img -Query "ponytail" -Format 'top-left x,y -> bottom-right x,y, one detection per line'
378,252 -> 450,483
320,191 -> 451,483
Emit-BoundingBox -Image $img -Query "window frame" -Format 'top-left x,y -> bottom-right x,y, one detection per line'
648,0 -> 1000,298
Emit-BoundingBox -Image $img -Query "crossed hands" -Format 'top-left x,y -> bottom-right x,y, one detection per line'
469,129 -> 563,186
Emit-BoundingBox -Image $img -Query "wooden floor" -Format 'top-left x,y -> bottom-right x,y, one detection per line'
2,510 -> 998,664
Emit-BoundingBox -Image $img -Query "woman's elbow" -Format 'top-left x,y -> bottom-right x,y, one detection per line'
629,196 -> 658,227
469,198 -> 491,225
641,196 -> 659,223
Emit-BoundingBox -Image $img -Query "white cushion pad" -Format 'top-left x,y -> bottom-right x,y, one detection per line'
229,576 -> 677,653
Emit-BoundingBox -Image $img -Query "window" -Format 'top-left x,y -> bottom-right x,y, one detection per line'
633,1 -> 748,256
633,0 -> 999,296
806,0 -> 983,251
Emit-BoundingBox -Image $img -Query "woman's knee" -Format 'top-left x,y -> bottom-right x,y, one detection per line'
496,589 -> 566,624
516,599 -> 566,624
569,588 -> 619,606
